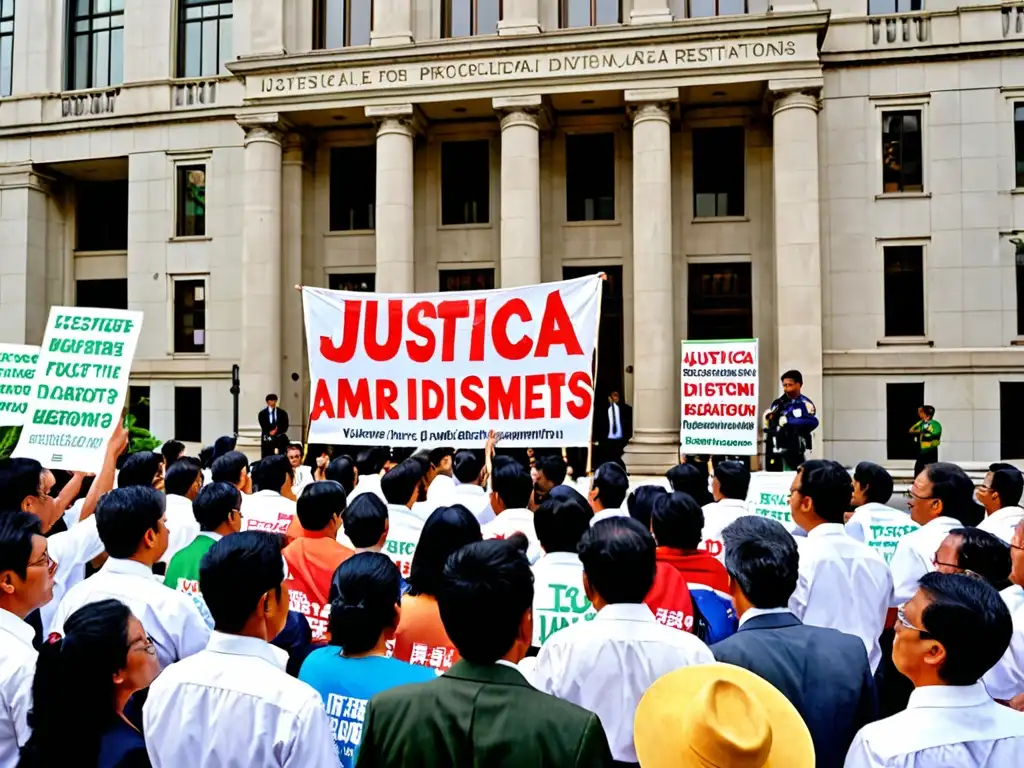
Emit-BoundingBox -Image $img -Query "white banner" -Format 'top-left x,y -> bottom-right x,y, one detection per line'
0,344 -> 40,427
745,471 -> 800,535
303,276 -> 602,447
13,307 -> 143,473
680,339 -> 759,456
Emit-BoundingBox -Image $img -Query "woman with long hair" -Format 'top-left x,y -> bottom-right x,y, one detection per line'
20,599 -> 160,768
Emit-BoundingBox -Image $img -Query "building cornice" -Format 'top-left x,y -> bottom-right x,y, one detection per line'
824,348 -> 1024,376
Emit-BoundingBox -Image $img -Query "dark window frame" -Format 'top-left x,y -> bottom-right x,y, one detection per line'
881,109 -> 924,194
687,262 -> 754,341
76,180 -> 129,252
692,126 -> 745,218
127,385 -> 151,431
685,0 -> 748,16
173,277 -> 207,354
883,245 -> 926,338
0,0 -> 13,98
867,0 -> 923,14
1001,382 -> 1024,459
75,278 -> 128,310
442,0 -> 502,37
559,0 -> 620,27
176,0 -> 234,79
440,139 -> 490,226
886,382 -> 925,461
566,132 -> 616,222
328,273 -> 376,291
66,0 -> 125,91
176,165 -> 207,237
1015,102 -> 1024,190
439,268 -> 495,292
313,0 -> 373,49
174,386 -> 203,443
329,145 -> 376,231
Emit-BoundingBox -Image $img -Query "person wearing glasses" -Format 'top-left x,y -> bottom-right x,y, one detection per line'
976,463 -> 1024,545
19,599 -> 161,768
931,527 -> 1012,590
845,572 -> 1024,767
982,519 -> 1024,706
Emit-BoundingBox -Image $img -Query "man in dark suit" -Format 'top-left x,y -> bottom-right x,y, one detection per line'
356,540 -> 613,768
257,393 -> 289,458
711,516 -> 878,768
593,390 -> 633,467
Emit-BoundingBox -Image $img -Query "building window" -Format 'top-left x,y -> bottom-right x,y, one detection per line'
440,269 -> 495,292
566,133 -> 615,222
0,0 -> 13,98
868,0 -> 922,13
882,110 -> 923,193
687,263 -> 753,340
1015,103 -> 1024,189
314,0 -> 371,49
883,245 -> 925,337
441,140 -> 489,226
67,0 -> 124,90
177,0 -> 233,78
174,386 -> 203,443
886,382 -> 924,461
127,385 -> 151,431
683,0 -> 746,17
173,279 -> 206,354
443,0 -> 501,37
176,166 -> 206,237
76,181 -> 128,251
328,273 -> 375,291
76,278 -> 128,310
330,146 -> 375,231
560,0 -> 619,27
1002,382 -> 1024,459
693,127 -> 745,217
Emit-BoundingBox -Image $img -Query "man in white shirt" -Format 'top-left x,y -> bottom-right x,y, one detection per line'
117,450 -> 165,491
451,450 -> 494,525
52,486 -> 210,670
482,457 -> 542,564
211,450 -> 252,496
983,518 -> 1024,702
287,444 -> 314,498
845,461 -> 918,565
347,447 -> 387,504
890,462 -> 984,606
144,531 -> 340,768
534,517 -> 714,763
0,512 -> 55,767
160,458 -> 203,566
976,464 -> 1024,545
846,572 -> 1024,767
587,461 -> 630,527
241,455 -> 296,535
341,495 -> 390,555
532,453 -> 567,510
699,460 -> 752,563
787,460 -> 893,672
381,458 -> 431,579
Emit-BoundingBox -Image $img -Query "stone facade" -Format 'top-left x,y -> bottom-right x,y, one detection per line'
0,0 -> 1022,470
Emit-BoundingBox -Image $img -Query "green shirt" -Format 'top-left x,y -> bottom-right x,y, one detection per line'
911,419 -> 942,452
164,534 -> 217,596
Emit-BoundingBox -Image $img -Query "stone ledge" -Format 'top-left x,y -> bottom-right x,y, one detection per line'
824,347 -> 1024,374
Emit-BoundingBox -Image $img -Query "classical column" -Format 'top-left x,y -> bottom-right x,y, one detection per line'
771,81 -> 824,424
623,88 -> 679,474
372,0 -> 414,46
499,0 -> 541,35
494,96 -> 545,287
366,104 -> 418,293
629,0 -> 674,24
281,134 -> 307,439
237,115 -> 284,453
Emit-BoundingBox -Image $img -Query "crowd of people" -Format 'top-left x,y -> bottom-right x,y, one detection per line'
1,426 -> 1024,767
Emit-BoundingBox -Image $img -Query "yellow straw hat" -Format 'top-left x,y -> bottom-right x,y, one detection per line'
634,663 -> 814,768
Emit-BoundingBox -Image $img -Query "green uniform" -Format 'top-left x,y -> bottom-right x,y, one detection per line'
164,534 -> 217,596
911,419 -> 942,452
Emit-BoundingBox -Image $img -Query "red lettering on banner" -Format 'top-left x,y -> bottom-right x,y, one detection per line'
406,301 -> 436,363
548,372 -> 565,418
407,377 -> 418,419
524,374 -> 545,419
460,376 -> 485,420
683,349 -> 755,367
567,371 -> 593,419
365,300 -> 403,361
535,292 -> 584,357
492,299 -> 532,360
469,299 -> 486,361
319,300 -> 361,363
489,376 -> 521,419
377,380 -> 399,419
683,403 -> 758,417
446,377 -> 457,419
438,300 -> 470,362
423,380 -> 444,419
310,378 -> 335,420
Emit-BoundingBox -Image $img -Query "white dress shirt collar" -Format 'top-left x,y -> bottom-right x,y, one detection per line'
594,602 -> 655,624
908,682 -> 989,710
924,515 -> 960,530
454,483 -> 486,496
102,557 -> 159,580
537,551 -> 582,567
709,497 -> 747,511
252,489 -> 284,500
206,631 -> 289,670
805,522 -> 846,539
738,606 -> 792,628
0,607 -> 34,647
496,507 -> 533,524
590,508 -> 629,527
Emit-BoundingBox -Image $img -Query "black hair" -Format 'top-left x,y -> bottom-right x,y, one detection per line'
578,517 -> 657,604
164,459 -> 202,497
535,498 -> 592,554
920,405 -> 935,417
297,481 -> 347,532
665,463 -> 713,507
327,552 -> 401,656
212,435 -> 237,460
342,494 -> 389,549
796,459 -> 852,524
200,531 -> 286,633
626,484 -> 667,530
853,462 -> 894,505
535,454 -> 567,487
408,505 -> 482,597
429,447 -> 455,468
95,486 -> 165,559
192,482 -> 242,532
266,393 -> 278,402
714,460 -> 751,500
990,467 -> 1024,508
925,463 -> 984,526
548,484 -> 589,506
918,571 -> 1013,685
22,599 -> 134,768
356,448 -> 386,477
211,451 -> 249,485
722,516 -> 799,608
438,540 -> 533,664
161,440 -> 186,467
117,452 -> 163,489
592,461 -> 629,510
0,510 -> 43,580
946,528 -> 1013,591
380,458 -> 425,506
325,456 -> 357,494
199,446 -> 215,470
452,450 -> 485,484
491,456 -> 532,509
989,462 -> 1017,473
252,455 -> 294,493
781,369 -> 803,385
651,492 -> 704,550
0,458 -> 46,510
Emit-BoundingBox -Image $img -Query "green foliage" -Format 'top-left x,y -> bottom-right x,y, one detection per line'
125,411 -> 161,454
0,426 -> 21,460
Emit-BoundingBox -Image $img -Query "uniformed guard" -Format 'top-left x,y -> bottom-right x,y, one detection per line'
764,369 -> 819,471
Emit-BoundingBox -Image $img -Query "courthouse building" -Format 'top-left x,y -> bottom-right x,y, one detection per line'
1,0 -> 1023,471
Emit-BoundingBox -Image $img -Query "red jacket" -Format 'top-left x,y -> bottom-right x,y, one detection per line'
644,562 -> 695,633
656,547 -> 730,594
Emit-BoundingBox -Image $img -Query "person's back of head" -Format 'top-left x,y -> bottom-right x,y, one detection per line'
192,482 -> 242,533
990,462 -> 1017,473
96,486 -> 166,560
408,505 -> 482,597
853,461 -> 894,505
626,484 -> 667,530
213,435 -> 237,460
665,463 -> 711,505
491,456 -> 532,510
534,453 -> 567,488
200,531 -> 288,637
325,455 -> 357,494
429,447 -> 455,476
117,451 -> 163,489
591,461 -> 628,511
578,517 -> 657,604
355,447 -> 386,478
296,481 -> 347,533
534,498 -> 592,554
164,459 -> 202,498
721,516 -> 798,609
380,458 -> 425,507
0,457 -> 45,513
328,552 -> 402,656
926,463 -> 984,526
452,450 -> 485,485
211,451 -> 249,487
199,445 -> 215,470
948,527 -> 1013,590
990,467 -> 1024,509
651,491 -> 704,550
161,440 -> 186,468
713,460 -> 750,501
438,539 -> 534,664
794,459 -> 851,524
252,455 -> 293,494
342,495 -> 389,549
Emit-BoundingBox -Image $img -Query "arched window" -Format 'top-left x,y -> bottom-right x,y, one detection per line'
560,0 -> 619,28
315,0 -> 373,49
443,0 -> 502,37
177,0 -> 233,78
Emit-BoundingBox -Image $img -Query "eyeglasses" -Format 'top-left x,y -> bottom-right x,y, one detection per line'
903,489 -> 936,502
895,603 -> 930,634
27,550 -> 56,573
130,635 -> 157,655
932,559 -> 962,571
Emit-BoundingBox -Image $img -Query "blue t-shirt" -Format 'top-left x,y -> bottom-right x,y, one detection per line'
299,647 -> 437,767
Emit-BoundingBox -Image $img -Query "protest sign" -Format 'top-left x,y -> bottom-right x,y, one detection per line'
303,275 -> 602,447
745,471 -> 800,534
680,339 -> 758,455
533,578 -> 596,646
0,344 -> 40,426
13,307 -> 142,473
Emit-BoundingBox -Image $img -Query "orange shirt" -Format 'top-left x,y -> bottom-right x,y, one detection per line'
283,532 -> 353,641
392,593 -> 459,673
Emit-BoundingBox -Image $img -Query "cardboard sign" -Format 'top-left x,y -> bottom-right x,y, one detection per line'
303,276 -> 602,447
13,307 -> 142,473
745,471 -> 800,534
680,339 -> 758,456
0,344 -> 40,426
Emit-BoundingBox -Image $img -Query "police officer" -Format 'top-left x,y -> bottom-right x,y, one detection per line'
764,369 -> 819,471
